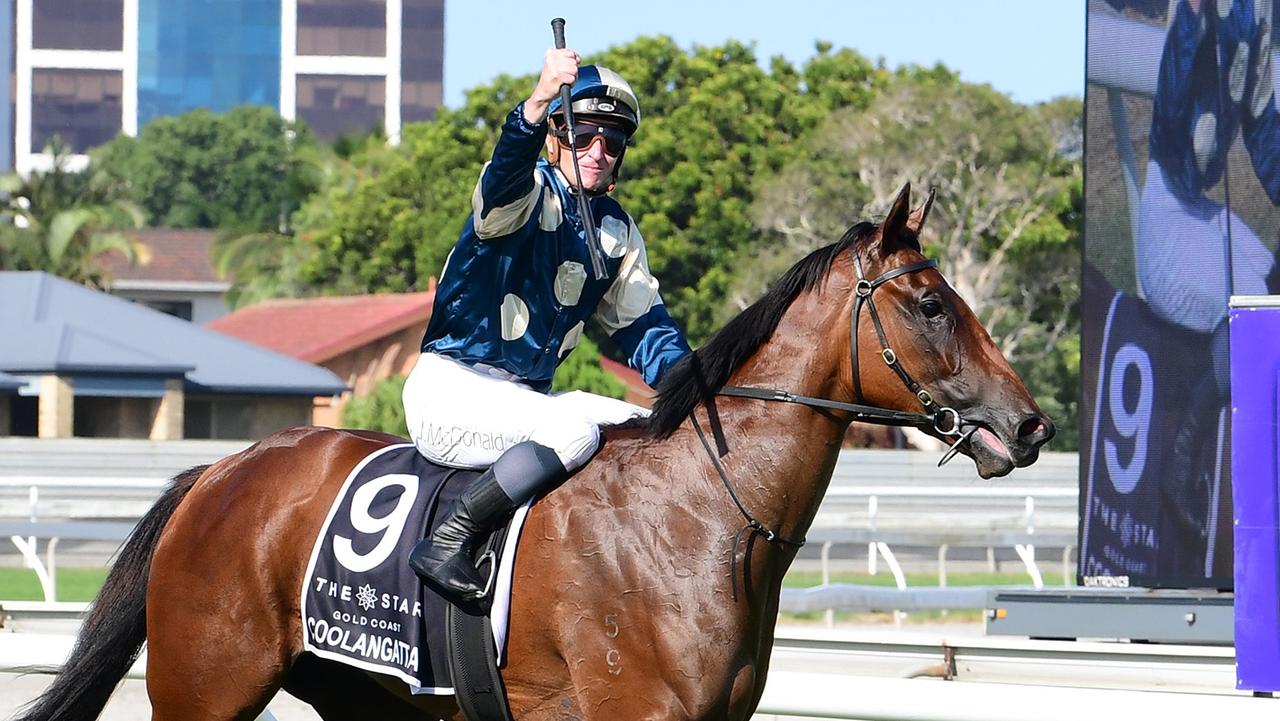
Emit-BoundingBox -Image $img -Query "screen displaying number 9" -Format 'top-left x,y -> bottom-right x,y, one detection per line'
1105,343 -> 1153,495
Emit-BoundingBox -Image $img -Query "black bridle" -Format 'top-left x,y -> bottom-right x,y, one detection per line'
694,245 -> 978,554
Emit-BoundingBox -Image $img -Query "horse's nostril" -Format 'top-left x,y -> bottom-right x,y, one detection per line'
1018,415 -> 1055,444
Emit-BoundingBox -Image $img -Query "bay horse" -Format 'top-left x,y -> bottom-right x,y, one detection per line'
18,183 -> 1053,721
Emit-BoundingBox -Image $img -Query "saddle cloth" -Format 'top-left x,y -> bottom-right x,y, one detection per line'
300,443 -> 531,694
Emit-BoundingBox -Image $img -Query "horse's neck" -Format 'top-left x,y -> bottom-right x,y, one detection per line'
693,290 -> 853,560
690,399 -> 845,549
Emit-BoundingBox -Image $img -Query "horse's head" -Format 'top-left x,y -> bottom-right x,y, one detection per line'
843,183 -> 1055,478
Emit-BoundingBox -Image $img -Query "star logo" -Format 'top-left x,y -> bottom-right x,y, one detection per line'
356,583 -> 378,611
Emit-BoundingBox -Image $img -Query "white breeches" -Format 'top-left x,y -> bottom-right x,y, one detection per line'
1137,160 -> 1272,333
402,352 -> 649,471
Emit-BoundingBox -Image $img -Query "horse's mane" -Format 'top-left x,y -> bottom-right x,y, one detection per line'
638,221 -> 877,439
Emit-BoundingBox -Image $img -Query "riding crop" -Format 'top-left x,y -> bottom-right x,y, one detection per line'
551,17 -> 609,280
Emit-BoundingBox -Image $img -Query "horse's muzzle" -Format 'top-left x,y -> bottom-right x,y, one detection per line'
960,410 -> 1056,478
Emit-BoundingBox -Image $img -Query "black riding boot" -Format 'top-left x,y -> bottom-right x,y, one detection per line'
409,441 -> 568,605
409,468 -> 515,603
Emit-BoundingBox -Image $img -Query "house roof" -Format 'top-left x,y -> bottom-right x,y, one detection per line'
0,371 -> 23,392
207,291 -> 436,364
98,228 -> 229,289
601,357 -> 653,403
0,271 -> 346,396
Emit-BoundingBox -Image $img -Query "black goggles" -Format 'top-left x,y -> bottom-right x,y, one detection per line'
554,122 -> 629,156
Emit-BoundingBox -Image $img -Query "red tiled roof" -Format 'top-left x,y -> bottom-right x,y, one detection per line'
98,229 -> 225,284
207,291 -> 435,363
601,356 -> 653,402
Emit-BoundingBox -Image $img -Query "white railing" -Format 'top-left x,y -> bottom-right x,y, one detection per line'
0,438 -> 249,477
0,521 -> 134,602
0,444 -> 1080,605
809,489 -> 1077,593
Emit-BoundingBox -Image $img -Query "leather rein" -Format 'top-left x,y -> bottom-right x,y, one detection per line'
693,246 -> 977,551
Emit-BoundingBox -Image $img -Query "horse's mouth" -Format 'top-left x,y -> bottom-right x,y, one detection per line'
965,424 -> 1017,479
962,419 -> 1049,478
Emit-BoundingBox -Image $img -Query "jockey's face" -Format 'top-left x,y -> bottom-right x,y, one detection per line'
546,115 -> 625,193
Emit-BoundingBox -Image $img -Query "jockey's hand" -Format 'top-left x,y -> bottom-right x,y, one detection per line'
524,48 -> 579,125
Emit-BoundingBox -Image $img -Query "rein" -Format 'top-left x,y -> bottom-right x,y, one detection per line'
694,246 -> 978,561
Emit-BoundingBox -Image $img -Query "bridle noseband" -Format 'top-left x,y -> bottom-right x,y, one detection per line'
694,245 -> 979,553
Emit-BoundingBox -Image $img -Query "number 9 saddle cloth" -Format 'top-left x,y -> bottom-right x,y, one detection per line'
301,443 -> 530,694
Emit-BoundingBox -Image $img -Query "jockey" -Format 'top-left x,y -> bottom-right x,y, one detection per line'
403,49 -> 692,605
1137,0 -> 1280,551
1139,0 -> 1280,333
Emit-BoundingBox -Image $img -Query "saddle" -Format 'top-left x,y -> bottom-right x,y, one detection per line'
299,443 -> 519,719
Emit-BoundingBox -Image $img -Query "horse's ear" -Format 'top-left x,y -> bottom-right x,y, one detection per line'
907,186 -> 936,235
877,182 -> 918,256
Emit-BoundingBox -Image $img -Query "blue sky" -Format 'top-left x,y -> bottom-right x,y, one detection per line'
443,1 -> 1085,109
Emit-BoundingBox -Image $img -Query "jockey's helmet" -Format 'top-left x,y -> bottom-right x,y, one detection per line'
548,65 -> 640,137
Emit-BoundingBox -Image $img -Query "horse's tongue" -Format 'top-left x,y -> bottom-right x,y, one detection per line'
977,427 -> 1009,458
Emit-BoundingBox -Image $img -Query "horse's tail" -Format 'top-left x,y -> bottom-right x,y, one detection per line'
13,464 -> 208,721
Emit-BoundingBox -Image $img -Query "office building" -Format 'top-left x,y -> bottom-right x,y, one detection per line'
1,0 -> 443,174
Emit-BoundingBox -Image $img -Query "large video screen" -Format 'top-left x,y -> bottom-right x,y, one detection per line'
1082,0 -> 1280,589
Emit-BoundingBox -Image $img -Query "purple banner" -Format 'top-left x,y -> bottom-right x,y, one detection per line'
1229,303 -> 1280,693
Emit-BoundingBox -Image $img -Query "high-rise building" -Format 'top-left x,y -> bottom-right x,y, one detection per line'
2,0 -> 443,174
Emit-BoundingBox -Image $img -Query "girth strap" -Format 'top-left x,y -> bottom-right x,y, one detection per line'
445,531 -> 514,721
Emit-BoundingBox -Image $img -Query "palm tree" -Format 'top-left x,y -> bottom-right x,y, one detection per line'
0,138 -> 149,288
210,229 -> 315,309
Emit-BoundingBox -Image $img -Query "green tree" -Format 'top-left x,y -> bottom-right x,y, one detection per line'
92,105 -> 324,233
0,139 -> 147,288
209,230 -> 316,309
601,39 -> 887,340
749,73 -> 1082,447
551,335 -> 627,399
213,131 -> 402,308
340,375 -> 409,436
253,37 -> 887,341
283,72 -> 527,296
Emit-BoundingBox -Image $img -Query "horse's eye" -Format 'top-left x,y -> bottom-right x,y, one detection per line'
920,298 -> 945,319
